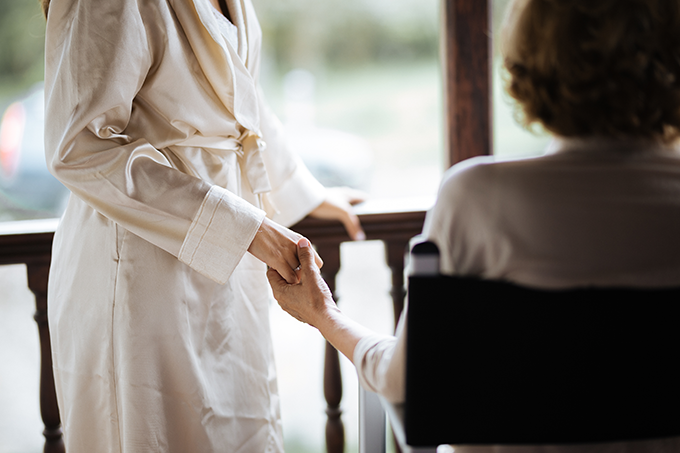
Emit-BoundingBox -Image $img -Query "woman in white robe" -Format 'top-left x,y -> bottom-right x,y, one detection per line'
42,0 -> 362,451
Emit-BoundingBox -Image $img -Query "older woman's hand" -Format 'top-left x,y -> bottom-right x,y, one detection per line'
266,238 -> 337,327
268,237 -> 376,363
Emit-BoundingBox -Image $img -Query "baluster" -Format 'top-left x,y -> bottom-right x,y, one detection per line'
384,239 -> 410,453
384,240 -> 408,325
324,340 -> 344,453
316,242 -> 344,453
26,261 -> 65,453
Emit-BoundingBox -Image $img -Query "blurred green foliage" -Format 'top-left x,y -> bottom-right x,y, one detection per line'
0,0 -> 515,99
254,0 -> 439,74
0,0 -> 45,98
0,0 -> 440,96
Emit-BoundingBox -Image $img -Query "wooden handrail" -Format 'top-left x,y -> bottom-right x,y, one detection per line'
0,218 -> 58,265
0,200 -> 430,453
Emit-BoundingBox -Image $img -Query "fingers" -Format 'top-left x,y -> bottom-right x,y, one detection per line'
266,241 -> 315,294
341,211 -> 366,242
338,186 -> 368,206
308,194 -> 366,241
266,266 -> 287,288
281,246 -> 301,281
248,217 -> 301,284
297,238 -> 319,271
297,237 -> 325,269
312,246 -> 324,269
277,259 -> 299,285
248,217 -> 325,281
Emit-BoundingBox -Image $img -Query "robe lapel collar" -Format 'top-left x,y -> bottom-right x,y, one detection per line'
225,0 -> 247,61
169,0 -> 261,134
233,0 -> 264,77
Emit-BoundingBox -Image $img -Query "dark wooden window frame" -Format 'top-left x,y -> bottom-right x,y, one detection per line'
445,0 -> 492,165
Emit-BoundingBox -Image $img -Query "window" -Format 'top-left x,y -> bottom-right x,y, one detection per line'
255,0 -> 443,199
0,0 -> 52,221
492,0 -> 550,158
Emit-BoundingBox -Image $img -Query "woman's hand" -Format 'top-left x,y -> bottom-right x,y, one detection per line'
310,187 -> 367,241
267,238 -> 337,327
248,217 -> 322,284
268,238 -> 375,363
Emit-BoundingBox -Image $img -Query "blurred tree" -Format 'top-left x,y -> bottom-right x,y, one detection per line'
0,0 -> 45,97
253,0 -> 439,74
493,0 -> 512,55
0,0 -> 441,95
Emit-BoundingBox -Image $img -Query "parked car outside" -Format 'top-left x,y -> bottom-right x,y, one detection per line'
0,84 -> 70,221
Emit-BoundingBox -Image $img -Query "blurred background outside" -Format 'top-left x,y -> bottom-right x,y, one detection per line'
0,0 -> 552,452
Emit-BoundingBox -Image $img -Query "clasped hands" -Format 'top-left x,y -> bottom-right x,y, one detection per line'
255,187 -> 373,361
247,187 -> 362,326
266,237 -> 336,328
248,186 -> 365,284
249,221 -> 336,327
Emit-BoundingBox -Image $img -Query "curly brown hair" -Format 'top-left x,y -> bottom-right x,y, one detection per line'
502,0 -> 680,143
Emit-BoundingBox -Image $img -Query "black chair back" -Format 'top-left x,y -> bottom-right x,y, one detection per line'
405,242 -> 680,447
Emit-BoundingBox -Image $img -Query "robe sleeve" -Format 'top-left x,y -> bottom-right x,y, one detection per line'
256,89 -> 327,228
44,0 -> 265,285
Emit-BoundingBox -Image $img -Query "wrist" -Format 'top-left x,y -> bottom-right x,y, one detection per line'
311,299 -> 341,331
311,301 -> 371,364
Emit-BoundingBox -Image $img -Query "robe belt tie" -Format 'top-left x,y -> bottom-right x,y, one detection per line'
173,132 -> 272,196
173,132 -> 277,214
234,131 -> 272,195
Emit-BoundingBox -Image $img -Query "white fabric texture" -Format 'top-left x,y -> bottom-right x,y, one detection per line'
44,0 -> 325,451
353,137 -> 680,452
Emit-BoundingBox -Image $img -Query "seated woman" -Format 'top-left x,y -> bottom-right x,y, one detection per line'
268,0 -> 680,450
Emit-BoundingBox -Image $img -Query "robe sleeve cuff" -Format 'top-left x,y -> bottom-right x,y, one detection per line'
178,185 -> 266,284
268,159 -> 327,228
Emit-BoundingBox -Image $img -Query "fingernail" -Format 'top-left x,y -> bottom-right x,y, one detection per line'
355,231 -> 366,241
298,238 -> 310,248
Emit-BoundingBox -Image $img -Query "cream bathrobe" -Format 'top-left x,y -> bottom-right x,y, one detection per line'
44,0 -> 325,451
